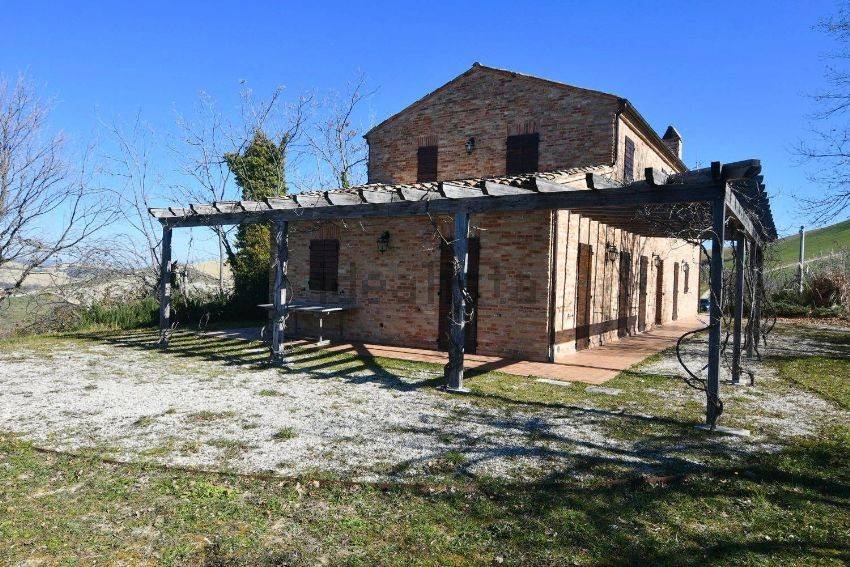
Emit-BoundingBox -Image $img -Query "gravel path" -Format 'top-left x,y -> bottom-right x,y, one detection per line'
0,339 -> 620,481
0,325 -> 845,481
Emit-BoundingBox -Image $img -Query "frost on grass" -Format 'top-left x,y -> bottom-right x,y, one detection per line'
0,326 -> 845,481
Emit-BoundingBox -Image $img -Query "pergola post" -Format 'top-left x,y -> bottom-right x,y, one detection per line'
751,244 -> 764,355
731,235 -> 746,384
444,210 -> 470,392
158,225 -> 173,347
270,219 -> 289,364
706,193 -> 726,427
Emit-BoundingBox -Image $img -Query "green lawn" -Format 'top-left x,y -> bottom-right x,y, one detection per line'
1,425 -> 847,565
775,350 -> 850,409
0,326 -> 849,564
767,218 -> 850,266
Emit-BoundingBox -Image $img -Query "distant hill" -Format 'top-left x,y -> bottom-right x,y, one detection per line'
767,218 -> 850,266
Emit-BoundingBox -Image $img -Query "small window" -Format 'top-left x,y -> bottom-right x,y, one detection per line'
309,239 -> 339,291
623,137 -> 635,183
506,133 -> 539,174
683,263 -> 690,293
417,145 -> 438,182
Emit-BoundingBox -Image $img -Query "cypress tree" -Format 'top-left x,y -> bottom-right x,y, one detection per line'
224,131 -> 287,307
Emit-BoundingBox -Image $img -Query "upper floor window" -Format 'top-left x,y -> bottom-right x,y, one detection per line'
417,145 -> 438,182
623,136 -> 635,183
309,239 -> 339,292
505,133 -> 539,175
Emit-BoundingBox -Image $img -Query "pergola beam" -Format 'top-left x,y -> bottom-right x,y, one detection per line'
151,181 -> 730,230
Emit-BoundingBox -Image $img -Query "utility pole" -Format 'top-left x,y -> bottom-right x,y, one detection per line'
798,225 -> 806,294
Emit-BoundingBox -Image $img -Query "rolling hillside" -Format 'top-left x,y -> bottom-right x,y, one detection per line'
767,218 -> 850,266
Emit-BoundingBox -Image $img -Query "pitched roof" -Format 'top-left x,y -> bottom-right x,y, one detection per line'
364,63 -> 686,172
364,63 -> 619,138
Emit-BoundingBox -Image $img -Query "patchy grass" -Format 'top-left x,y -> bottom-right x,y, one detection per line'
185,410 -> 236,424
776,356 -> 850,409
2,324 -> 850,562
0,426 -> 848,565
131,415 -> 156,428
208,438 -> 250,459
271,427 -> 297,441
258,388 -> 283,397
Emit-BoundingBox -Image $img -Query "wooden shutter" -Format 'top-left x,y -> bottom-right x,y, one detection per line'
617,251 -> 632,337
506,133 -> 539,174
638,256 -> 648,332
575,243 -> 593,350
417,145 -> 438,182
309,239 -> 339,291
623,137 -> 635,183
672,262 -> 679,321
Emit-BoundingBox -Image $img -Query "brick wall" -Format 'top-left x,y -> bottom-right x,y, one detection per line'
278,65 -> 699,362
366,66 -> 620,184
551,210 -> 700,361
612,114 -> 681,182
285,210 -> 553,361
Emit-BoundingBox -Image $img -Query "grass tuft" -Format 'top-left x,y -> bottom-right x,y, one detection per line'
271,427 -> 297,441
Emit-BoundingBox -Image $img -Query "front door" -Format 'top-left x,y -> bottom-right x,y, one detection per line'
638,256 -> 648,332
654,260 -> 664,325
617,251 -> 632,337
438,238 -> 480,353
672,262 -> 679,321
575,243 -> 594,350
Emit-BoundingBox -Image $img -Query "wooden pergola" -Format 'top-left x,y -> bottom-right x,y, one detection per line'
149,159 -> 776,428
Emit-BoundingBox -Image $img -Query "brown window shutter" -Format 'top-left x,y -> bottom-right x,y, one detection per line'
326,239 -> 339,291
309,239 -> 339,291
506,133 -> 539,174
417,145 -> 438,182
309,240 -> 323,290
623,137 -> 635,183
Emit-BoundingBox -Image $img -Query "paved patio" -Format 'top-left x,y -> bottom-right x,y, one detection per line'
213,316 -> 706,385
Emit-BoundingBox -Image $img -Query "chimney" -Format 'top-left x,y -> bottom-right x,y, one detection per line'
662,125 -> 682,160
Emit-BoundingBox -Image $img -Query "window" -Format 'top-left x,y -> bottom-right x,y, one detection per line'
505,133 -> 539,174
417,145 -> 438,182
683,263 -> 690,293
309,239 -> 339,292
623,137 -> 635,183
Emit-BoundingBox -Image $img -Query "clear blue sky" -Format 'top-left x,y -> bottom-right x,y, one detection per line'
0,0 -> 844,261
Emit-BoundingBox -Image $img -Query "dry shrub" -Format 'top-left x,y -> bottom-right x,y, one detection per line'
803,267 -> 847,308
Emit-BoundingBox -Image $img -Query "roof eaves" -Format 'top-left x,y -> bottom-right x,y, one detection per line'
620,101 -> 687,172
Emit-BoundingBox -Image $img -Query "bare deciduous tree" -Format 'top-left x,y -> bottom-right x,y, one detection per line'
101,114 -> 167,293
797,5 -> 850,221
0,76 -> 116,305
171,86 -> 310,291
305,72 -> 374,189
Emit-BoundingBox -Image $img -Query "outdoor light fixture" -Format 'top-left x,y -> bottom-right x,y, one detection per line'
465,136 -> 475,154
653,255 -> 663,268
605,243 -> 619,262
377,230 -> 391,253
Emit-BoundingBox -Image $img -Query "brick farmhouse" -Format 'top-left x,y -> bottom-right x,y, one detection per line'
283,64 -> 699,362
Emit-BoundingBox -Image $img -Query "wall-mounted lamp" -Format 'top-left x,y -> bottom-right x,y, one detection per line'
377,230 -> 391,253
605,243 -> 619,262
653,254 -> 663,268
465,136 -> 475,155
